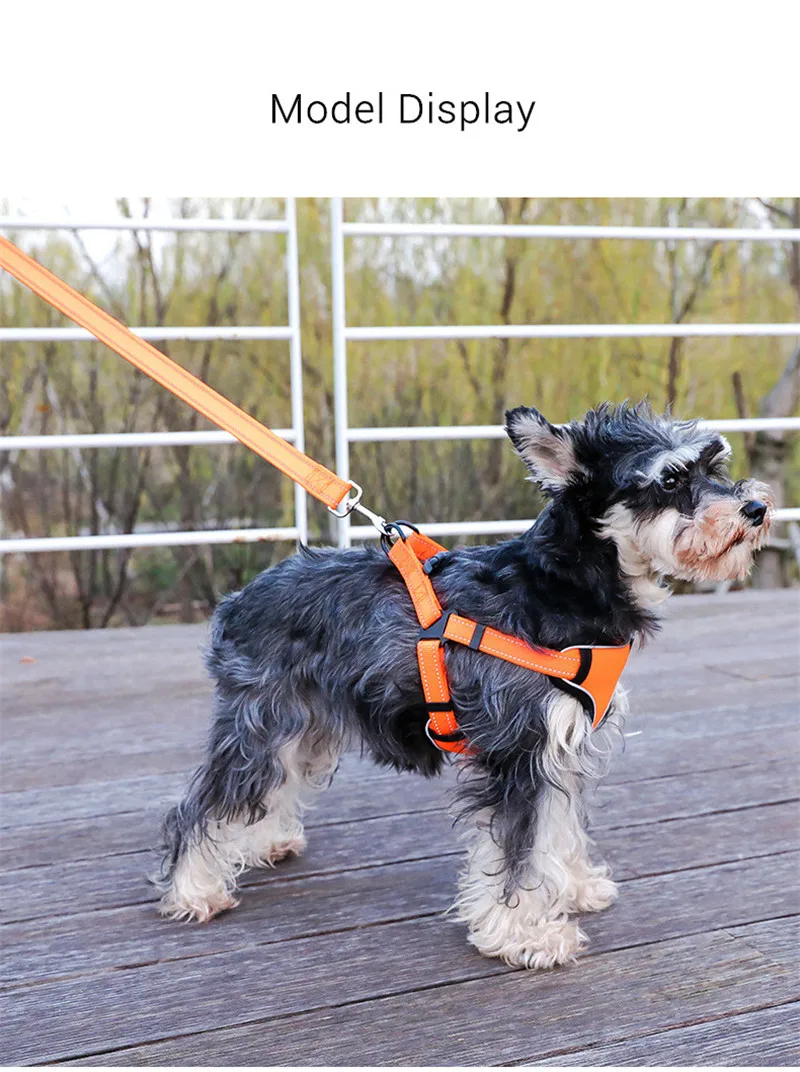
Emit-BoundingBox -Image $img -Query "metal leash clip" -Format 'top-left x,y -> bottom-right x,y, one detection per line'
328,481 -> 364,518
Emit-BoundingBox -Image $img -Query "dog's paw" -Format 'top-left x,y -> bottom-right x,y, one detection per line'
250,835 -> 307,868
158,887 -> 239,923
472,918 -> 587,970
570,869 -> 618,914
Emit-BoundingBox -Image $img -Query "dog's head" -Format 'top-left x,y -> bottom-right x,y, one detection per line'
505,401 -> 774,586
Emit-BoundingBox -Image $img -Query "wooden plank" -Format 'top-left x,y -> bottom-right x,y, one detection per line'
2,608 -> 796,792
42,915 -> 799,1067
4,621 -> 794,740
7,796 -> 796,973
534,1003 -> 800,1066
2,590 -> 795,736
593,758 -> 798,830
2,669 -> 795,795
2,588 -> 793,668
0,916 -> 505,1063
2,587 -> 793,709
623,636 -> 799,680
599,799 -> 800,880
0,753 -> 451,828
4,699 -> 794,860
0,782 -> 455,871
2,838 -> 797,995
0,773 -> 189,827
1,748 -> 203,793
610,720 -> 800,784
4,672 -> 795,777
4,801 -> 795,986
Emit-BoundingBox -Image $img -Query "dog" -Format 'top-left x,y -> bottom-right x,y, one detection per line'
156,401 -> 773,969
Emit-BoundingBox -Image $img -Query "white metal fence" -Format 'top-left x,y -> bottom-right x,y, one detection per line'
1,199 -> 799,556
0,202 -> 308,553
330,199 -> 800,545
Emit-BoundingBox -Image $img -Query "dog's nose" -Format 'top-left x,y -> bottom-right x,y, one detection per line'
741,500 -> 767,526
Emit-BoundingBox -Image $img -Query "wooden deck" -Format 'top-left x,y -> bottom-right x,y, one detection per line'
1,589 -> 798,1066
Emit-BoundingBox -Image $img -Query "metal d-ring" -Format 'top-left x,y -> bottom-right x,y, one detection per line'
380,519 -> 420,555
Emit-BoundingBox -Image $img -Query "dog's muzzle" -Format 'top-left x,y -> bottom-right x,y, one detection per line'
741,500 -> 768,526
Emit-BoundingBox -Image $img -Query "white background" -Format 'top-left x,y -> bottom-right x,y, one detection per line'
1,0 -> 798,194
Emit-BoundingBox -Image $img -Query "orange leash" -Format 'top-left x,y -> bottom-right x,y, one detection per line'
0,236 -> 354,513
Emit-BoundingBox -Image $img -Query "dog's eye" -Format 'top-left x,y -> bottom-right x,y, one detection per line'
661,469 -> 683,490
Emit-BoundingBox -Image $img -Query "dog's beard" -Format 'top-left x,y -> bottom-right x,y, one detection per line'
672,481 -> 774,582
603,482 -> 774,594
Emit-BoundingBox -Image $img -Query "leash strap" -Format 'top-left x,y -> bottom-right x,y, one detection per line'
0,237 -> 354,513
388,532 -> 631,752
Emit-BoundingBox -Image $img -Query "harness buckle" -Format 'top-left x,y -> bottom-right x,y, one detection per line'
418,610 -> 453,644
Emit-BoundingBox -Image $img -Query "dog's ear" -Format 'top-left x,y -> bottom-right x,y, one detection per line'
505,406 -> 583,492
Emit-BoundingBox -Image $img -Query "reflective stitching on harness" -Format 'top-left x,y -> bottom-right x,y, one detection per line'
477,638 -> 578,677
429,646 -> 449,703
417,642 -> 444,735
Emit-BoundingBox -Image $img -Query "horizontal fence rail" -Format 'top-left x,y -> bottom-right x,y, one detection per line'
346,324 -> 800,340
343,223 -> 800,242
0,217 -> 290,233
347,418 -> 800,441
0,528 -> 300,554
347,510 -> 800,540
0,430 -> 294,450
0,326 -> 293,342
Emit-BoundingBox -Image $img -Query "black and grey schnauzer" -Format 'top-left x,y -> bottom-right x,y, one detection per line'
157,402 -> 773,969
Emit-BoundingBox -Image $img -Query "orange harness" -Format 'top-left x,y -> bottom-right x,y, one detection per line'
388,528 -> 631,754
0,237 -> 631,756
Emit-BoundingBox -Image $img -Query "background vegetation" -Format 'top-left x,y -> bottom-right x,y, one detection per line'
1,198 -> 798,630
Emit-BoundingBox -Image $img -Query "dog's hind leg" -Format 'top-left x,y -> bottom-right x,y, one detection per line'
237,729 -> 341,871
155,686 -> 340,922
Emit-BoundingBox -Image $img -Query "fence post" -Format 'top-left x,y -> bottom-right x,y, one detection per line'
330,197 -> 351,547
285,197 -> 307,544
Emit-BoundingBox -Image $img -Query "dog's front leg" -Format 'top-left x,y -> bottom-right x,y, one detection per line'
542,691 -> 621,917
454,787 -> 590,970
453,688 -> 625,969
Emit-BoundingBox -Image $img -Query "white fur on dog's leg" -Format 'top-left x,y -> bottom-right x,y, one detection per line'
455,807 -> 588,971
157,834 -> 240,922
543,689 -> 625,917
455,690 -> 627,970
158,736 -> 338,921
247,830 -> 307,868
243,735 -> 340,869
487,918 -> 587,970
570,865 -> 618,914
